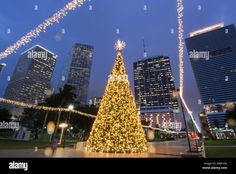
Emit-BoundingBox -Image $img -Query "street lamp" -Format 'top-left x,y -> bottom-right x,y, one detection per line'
41,111 -> 49,134
172,89 -> 192,152
68,104 -> 74,111
57,104 -> 74,147
58,123 -> 68,145
67,104 -> 74,123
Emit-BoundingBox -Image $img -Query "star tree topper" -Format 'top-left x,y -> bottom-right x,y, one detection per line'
114,39 -> 126,52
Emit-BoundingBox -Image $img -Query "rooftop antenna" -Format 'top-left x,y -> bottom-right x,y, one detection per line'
143,39 -> 147,58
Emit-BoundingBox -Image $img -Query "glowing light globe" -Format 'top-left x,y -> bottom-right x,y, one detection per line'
47,121 -> 55,135
147,130 -> 155,141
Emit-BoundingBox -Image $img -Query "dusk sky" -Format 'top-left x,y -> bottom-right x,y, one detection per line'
1,0 -> 236,123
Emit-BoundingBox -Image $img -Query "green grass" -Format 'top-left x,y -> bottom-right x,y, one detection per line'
205,139 -> 236,146
0,139 -> 50,149
204,139 -> 236,158
205,147 -> 236,158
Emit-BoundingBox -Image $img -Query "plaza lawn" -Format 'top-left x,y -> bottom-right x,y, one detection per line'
0,139 -> 77,149
204,140 -> 236,158
0,139 -> 49,149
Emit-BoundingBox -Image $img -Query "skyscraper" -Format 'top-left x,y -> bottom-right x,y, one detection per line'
0,63 -> 6,74
89,96 -> 102,108
133,56 -> 180,130
59,43 -> 93,104
186,23 -> 236,129
3,45 -> 57,104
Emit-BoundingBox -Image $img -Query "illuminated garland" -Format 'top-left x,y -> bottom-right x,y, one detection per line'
142,125 -> 176,134
0,0 -> 85,60
0,98 -> 96,118
0,97 -> 179,133
177,0 -> 200,133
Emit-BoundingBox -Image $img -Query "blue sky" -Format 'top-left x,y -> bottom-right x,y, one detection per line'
0,0 -> 236,121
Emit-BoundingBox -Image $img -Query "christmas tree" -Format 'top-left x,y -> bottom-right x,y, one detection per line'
86,40 -> 147,153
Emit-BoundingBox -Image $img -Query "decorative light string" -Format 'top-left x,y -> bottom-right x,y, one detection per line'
0,97 -> 96,118
0,0 -> 85,60
142,125 -> 177,134
177,0 -> 201,133
0,97 -> 183,133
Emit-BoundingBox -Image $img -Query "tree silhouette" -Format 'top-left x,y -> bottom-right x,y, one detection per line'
0,108 -> 12,122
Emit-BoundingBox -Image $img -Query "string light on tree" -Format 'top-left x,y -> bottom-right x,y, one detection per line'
0,0 -> 85,60
86,40 -> 147,153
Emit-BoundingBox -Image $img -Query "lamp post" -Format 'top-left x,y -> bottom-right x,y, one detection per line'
58,123 -> 68,145
67,104 -> 74,123
60,104 -> 74,148
54,110 -> 61,140
41,110 -> 49,135
173,89 -> 192,152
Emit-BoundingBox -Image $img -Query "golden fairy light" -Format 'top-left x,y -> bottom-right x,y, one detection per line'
0,97 -> 180,134
0,0 -> 85,60
86,40 -> 147,153
0,97 -> 95,118
177,0 -> 201,133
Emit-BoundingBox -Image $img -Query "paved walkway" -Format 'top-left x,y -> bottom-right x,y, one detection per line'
0,139 -> 203,158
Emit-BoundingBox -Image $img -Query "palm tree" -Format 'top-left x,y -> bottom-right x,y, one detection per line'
45,84 -> 77,108
20,84 -> 77,134
0,108 -> 12,122
48,84 -> 77,137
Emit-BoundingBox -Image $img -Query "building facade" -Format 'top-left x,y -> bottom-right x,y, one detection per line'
59,43 -> 93,105
133,56 -> 181,130
186,23 -> 236,130
3,45 -> 57,104
89,96 -> 102,108
0,63 -> 6,74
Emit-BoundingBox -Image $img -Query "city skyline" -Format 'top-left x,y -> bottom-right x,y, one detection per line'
1,0 -> 236,123
133,56 -> 180,129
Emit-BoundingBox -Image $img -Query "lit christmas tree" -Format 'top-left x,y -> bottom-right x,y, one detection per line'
86,40 -> 147,153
